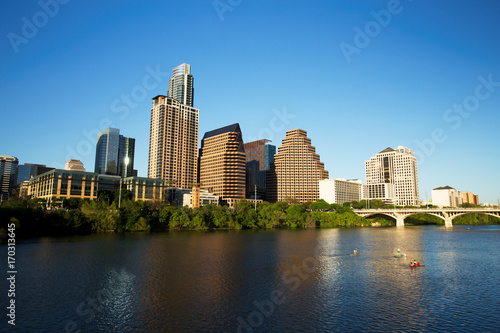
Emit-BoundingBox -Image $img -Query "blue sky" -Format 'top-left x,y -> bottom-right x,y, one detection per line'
1,0 -> 499,204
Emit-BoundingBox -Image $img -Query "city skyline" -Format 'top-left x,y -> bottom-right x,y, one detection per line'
1,1 -> 499,203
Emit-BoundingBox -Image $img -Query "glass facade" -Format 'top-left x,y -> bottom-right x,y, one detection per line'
28,169 -> 168,203
0,155 -> 19,202
95,128 -> 135,177
17,163 -> 54,184
244,139 -> 276,200
167,63 -> 194,107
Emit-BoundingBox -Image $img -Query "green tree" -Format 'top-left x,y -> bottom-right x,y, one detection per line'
97,190 -> 114,205
211,205 -> 233,228
234,200 -> 257,228
286,204 -> 307,228
155,206 -> 178,230
114,188 -> 132,206
309,199 -> 330,211
460,203 -> 478,208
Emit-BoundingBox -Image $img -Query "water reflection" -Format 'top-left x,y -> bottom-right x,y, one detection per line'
9,226 -> 500,332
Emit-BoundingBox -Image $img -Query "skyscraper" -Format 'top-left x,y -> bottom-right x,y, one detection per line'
17,163 -> 54,184
244,139 -> 276,200
268,129 -> 329,203
0,155 -> 19,202
167,63 -> 194,107
148,95 -> 199,189
199,123 -> 246,203
95,127 -> 135,177
65,159 -> 86,171
365,146 -> 419,206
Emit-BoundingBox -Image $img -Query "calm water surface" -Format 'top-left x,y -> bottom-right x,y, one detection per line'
3,225 -> 500,332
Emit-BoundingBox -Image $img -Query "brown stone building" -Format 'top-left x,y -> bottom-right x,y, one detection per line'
244,139 -> 276,201
198,123 -> 246,203
462,191 -> 479,205
147,95 -> 199,189
268,129 -> 328,203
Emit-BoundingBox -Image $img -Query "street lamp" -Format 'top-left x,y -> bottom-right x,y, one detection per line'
118,156 -> 130,209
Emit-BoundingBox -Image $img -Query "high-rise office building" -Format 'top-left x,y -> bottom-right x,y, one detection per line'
0,155 -> 19,202
65,159 -> 86,171
148,95 -> 199,189
319,179 -> 363,205
17,163 -> 54,184
95,127 -> 135,177
365,146 -> 419,206
461,191 -> 479,205
363,183 -> 395,205
244,139 -> 276,200
199,123 -> 246,203
167,63 -> 194,107
432,186 -> 461,207
268,129 -> 329,203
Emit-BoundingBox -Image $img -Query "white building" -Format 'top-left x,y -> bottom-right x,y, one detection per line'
167,187 -> 219,208
319,179 -> 363,205
432,186 -> 462,207
365,146 -> 419,206
362,183 -> 396,205
183,189 -> 219,208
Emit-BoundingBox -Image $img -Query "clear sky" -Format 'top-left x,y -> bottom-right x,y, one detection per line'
1,0 -> 499,204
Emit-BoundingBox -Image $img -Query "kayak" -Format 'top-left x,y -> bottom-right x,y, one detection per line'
395,254 -> 404,258
410,263 -> 421,268
350,253 -> 361,256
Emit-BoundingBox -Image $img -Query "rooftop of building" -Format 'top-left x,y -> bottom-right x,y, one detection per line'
286,128 -> 307,136
203,123 -> 241,140
0,155 -> 19,162
379,147 -> 395,154
433,186 -> 456,190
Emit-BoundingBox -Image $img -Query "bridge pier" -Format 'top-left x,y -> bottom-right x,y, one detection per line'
444,217 -> 453,228
396,216 -> 405,227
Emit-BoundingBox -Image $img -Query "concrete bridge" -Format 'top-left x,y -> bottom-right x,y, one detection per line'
352,208 -> 500,228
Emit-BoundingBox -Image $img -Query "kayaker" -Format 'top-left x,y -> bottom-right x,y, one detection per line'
397,248 -> 401,255
353,249 -> 358,255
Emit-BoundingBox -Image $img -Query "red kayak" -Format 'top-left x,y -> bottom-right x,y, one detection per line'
410,262 -> 421,268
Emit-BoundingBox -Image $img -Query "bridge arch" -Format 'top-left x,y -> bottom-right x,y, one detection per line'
398,212 -> 446,224
445,212 -> 500,222
352,209 -> 500,227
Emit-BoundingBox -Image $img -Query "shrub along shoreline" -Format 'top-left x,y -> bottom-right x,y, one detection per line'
0,198 -> 498,238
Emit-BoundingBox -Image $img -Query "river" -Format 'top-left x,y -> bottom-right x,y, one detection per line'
3,225 -> 500,332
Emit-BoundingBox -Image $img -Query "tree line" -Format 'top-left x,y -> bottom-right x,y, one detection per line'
0,194 -> 498,238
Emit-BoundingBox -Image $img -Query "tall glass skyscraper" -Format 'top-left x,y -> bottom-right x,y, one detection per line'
148,63 -> 198,189
167,63 -> 194,107
0,155 -> 19,202
95,128 -> 135,177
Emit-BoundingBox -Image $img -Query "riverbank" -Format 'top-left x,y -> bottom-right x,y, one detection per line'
1,199 -> 498,238
0,199 -> 368,238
